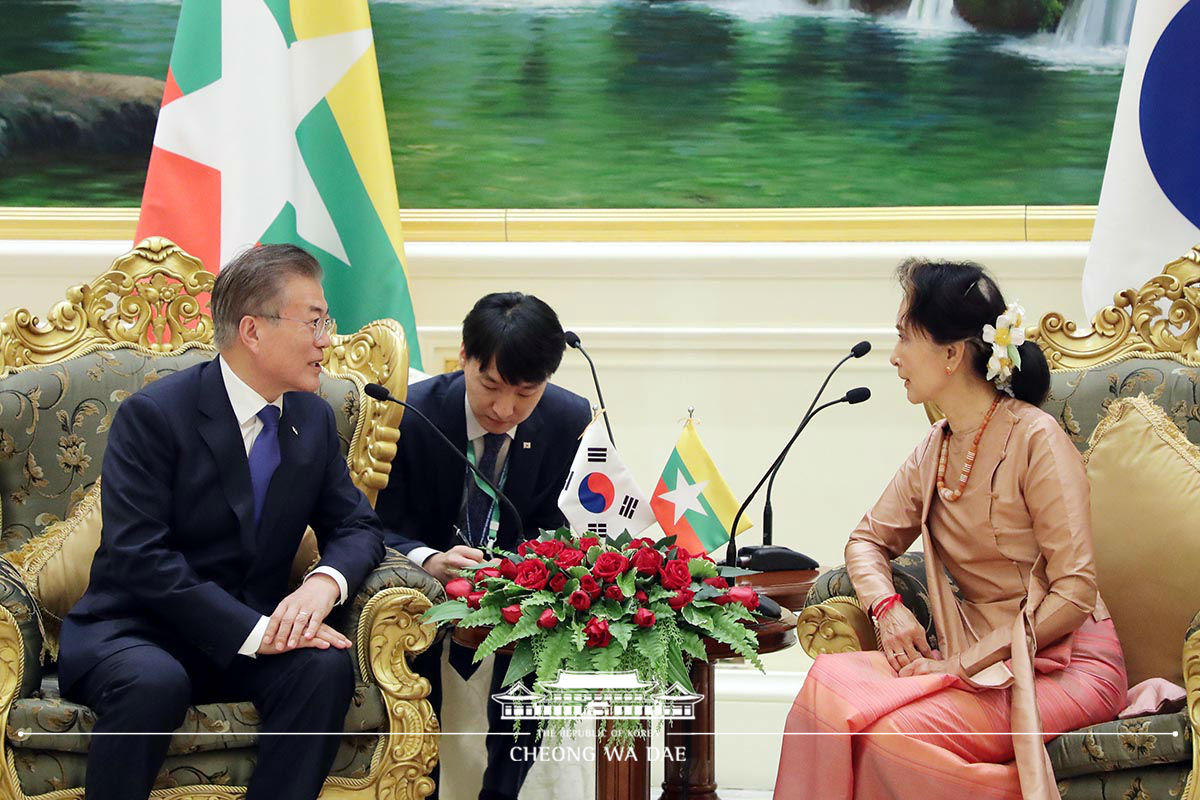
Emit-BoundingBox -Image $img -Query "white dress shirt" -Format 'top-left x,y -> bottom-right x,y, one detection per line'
218,357 -> 348,657
406,391 -> 516,568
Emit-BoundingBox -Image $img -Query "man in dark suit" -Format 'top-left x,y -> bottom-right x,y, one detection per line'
375,292 -> 591,800
58,244 -> 386,800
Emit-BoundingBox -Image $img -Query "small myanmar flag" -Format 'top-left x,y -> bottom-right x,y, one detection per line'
135,0 -> 421,366
650,419 -> 751,556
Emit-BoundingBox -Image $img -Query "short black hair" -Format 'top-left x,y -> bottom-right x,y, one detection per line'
896,258 -> 1050,407
462,292 -> 566,385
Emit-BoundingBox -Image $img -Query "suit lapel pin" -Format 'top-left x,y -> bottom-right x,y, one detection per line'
523,441 -> 531,449
292,426 -> 299,436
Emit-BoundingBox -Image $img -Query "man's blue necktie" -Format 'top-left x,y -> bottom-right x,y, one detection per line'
248,405 -> 281,529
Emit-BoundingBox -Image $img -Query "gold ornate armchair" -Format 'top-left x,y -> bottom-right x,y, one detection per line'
798,246 -> 1200,799
0,238 -> 441,799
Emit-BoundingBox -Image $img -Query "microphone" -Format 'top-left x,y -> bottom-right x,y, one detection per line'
364,383 -> 525,553
761,341 -> 871,547
724,384 -> 872,568
564,330 -> 616,446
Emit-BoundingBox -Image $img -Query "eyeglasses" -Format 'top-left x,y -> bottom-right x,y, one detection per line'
256,314 -> 335,342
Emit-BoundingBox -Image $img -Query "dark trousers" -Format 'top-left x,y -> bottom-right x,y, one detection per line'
414,639 -> 540,800
63,643 -> 354,800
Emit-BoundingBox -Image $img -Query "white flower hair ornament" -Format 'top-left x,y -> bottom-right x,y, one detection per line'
982,302 -> 1025,396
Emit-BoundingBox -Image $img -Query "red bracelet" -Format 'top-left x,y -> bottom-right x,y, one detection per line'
871,593 -> 902,620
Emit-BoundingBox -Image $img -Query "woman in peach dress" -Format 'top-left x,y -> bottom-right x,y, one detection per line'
774,259 -> 1126,800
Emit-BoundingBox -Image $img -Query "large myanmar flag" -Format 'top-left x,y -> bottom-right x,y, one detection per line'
135,0 -> 421,366
651,420 -> 750,556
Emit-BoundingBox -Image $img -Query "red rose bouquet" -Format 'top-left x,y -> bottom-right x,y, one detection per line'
423,528 -> 765,702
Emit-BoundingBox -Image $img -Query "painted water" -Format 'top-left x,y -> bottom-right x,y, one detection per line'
0,0 -> 1127,208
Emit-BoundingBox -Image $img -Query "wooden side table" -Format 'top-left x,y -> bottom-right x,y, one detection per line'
454,609 -> 798,800
659,611 -> 798,800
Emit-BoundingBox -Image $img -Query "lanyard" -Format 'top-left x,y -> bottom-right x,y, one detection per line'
464,439 -> 510,549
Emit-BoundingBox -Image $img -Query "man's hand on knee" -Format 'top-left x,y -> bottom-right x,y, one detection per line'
263,574 -> 341,650
257,623 -> 350,654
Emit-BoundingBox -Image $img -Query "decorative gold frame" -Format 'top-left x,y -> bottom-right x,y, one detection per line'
0,205 -> 1097,243
796,243 -> 1200,796
1031,245 -> 1200,369
0,238 -> 437,800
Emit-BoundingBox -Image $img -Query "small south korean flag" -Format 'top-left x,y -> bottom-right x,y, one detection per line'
558,418 -> 655,537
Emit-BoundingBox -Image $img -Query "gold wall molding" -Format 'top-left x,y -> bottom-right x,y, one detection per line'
0,206 -> 1096,243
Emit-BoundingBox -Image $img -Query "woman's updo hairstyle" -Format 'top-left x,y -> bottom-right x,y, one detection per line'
896,258 -> 1050,407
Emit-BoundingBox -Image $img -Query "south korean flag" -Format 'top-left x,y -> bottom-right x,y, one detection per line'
558,418 -> 655,537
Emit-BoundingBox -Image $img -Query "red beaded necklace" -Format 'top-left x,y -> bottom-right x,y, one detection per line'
936,395 -> 1002,502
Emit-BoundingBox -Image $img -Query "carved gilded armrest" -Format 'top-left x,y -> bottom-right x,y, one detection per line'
0,560 -> 42,699
348,586 -> 440,800
1181,609 -> 1200,800
338,550 -> 446,675
797,595 -> 876,657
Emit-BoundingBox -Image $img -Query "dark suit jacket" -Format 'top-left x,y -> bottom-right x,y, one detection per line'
59,359 -> 385,691
375,371 -> 591,555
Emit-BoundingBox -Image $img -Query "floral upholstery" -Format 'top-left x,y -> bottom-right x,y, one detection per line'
1056,765 -> 1190,800
1043,358 -> 1200,453
3,674 -> 384,795
1047,712 -> 1191,779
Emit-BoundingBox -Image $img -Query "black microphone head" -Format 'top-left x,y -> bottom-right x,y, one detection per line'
851,340 -> 871,358
845,387 -> 871,404
364,383 -> 390,402
564,330 -> 581,349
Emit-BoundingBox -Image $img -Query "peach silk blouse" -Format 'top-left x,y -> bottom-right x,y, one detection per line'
845,396 -> 1109,800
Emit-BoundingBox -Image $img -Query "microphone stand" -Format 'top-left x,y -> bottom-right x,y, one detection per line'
724,393 -> 857,567
565,331 -> 616,445
760,349 -> 856,546
364,383 -> 525,553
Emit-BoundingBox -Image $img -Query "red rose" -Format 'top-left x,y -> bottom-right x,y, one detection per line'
669,544 -> 694,560
501,604 -> 522,624
703,576 -> 729,590
499,559 -> 518,580
623,537 -> 656,550
659,560 -> 692,591
667,589 -> 695,610
634,590 -> 648,603
592,552 -> 630,582
517,541 -> 530,557
514,560 -> 549,591
631,547 -> 663,575
633,608 -> 656,628
549,572 -> 568,593
568,590 -> 592,612
728,585 -> 760,611
579,536 -> 601,552
533,539 -> 565,558
446,578 -> 473,600
584,617 -> 611,648
604,585 -> 625,601
474,567 -> 502,583
537,608 -> 559,629
555,548 -> 585,569
579,573 -> 602,600
466,591 -> 485,609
